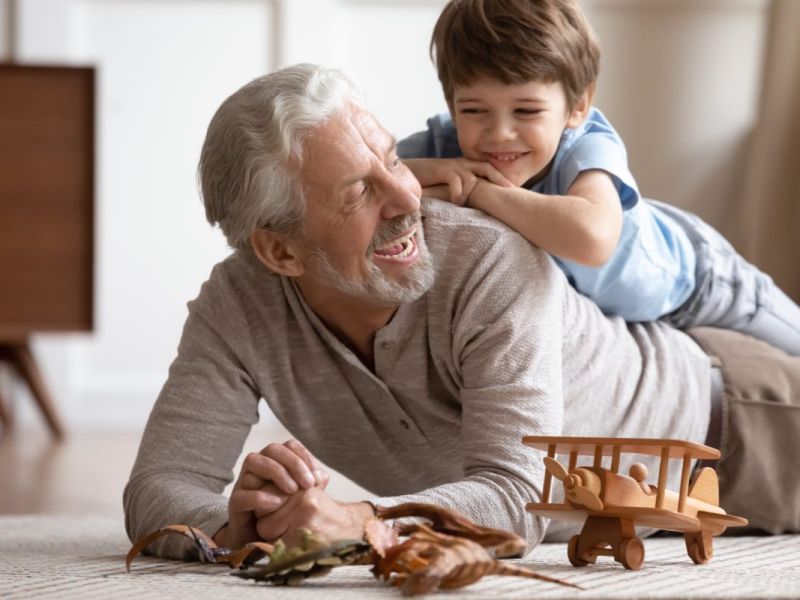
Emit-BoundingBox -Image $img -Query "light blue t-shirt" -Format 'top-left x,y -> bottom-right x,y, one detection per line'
398,108 -> 696,321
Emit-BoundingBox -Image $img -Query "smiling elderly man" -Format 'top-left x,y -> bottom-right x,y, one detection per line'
124,64 -> 800,559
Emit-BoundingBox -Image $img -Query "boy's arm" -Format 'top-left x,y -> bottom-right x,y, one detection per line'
468,169 -> 623,267
404,157 -> 513,205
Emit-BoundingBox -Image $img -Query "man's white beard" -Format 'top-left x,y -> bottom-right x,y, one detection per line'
309,217 -> 435,306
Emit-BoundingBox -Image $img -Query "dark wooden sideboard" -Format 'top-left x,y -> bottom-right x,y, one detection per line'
0,64 -> 95,438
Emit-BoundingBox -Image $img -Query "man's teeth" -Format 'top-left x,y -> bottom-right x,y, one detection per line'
376,230 -> 416,258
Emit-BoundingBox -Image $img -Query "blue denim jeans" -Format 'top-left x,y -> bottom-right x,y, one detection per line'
654,200 -> 800,357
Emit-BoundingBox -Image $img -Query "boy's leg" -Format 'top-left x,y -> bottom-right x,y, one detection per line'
654,201 -> 800,356
686,326 -> 800,534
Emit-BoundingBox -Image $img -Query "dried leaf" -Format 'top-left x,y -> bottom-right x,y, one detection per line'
233,538 -> 371,586
376,502 -> 526,558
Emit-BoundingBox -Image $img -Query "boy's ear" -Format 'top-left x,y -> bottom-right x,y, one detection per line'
250,228 -> 305,277
566,83 -> 595,128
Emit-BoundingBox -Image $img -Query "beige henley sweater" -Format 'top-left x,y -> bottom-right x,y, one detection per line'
124,199 -> 711,559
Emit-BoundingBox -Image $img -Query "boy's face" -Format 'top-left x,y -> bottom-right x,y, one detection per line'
451,78 -> 587,187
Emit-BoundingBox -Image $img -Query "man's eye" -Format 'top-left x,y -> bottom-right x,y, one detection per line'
345,182 -> 368,204
342,186 -> 367,214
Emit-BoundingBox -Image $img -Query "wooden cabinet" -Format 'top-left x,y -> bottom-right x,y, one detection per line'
0,65 -> 95,437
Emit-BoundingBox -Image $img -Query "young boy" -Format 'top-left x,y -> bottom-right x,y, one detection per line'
399,0 -> 800,356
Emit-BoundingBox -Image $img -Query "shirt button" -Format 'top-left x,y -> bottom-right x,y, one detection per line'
381,341 -> 392,350
399,419 -> 410,430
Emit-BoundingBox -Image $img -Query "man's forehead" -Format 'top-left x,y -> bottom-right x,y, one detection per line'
301,105 -> 395,185
322,105 -> 393,152
350,106 -> 393,144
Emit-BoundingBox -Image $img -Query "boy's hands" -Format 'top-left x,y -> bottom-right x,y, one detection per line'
422,178 -> 509,211
404,158 -> 514,205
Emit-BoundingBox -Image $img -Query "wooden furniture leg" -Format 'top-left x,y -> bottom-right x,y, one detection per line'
0,341 -> 65,439
0,387 -> 11,429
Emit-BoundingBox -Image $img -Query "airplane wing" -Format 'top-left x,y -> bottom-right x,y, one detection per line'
526,503 -> 703,532
697,511 -> 749,535
522,436 -> 720,461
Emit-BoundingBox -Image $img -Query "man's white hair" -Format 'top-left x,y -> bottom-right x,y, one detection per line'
198,64 -> 365,251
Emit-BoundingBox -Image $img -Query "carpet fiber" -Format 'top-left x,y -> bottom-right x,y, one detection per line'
0,515 -> 797,598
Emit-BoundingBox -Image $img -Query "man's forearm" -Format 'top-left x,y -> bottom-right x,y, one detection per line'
371,474 -> 547,552
124,474 -> 230,560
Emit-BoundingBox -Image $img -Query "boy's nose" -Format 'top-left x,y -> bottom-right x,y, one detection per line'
486,116 -> 516,143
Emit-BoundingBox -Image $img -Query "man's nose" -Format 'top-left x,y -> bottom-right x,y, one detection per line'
380,169 -> 420,220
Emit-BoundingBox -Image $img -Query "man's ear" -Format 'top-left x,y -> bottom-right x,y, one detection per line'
250,229 -> 305,277
566,83 -> 595,128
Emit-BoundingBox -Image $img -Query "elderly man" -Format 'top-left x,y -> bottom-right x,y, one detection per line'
124,64 -> 800,559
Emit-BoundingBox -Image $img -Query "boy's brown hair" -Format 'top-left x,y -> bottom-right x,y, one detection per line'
431,0 -> 600,110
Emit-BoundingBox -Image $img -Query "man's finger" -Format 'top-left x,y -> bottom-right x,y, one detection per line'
283,439 -> 329,486
229,487 -> 288,518
254,492 -> 302,541
255,515 -> 289,543
239,452 -> 299,494
262,442 -> 317,489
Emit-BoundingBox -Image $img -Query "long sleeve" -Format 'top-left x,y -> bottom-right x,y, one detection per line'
123,300 -> 261,559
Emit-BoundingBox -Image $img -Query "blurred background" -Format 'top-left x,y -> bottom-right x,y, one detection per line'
0,0 -> 797,514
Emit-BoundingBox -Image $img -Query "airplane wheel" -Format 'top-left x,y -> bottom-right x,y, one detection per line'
619,537 -> 645,570
685,531 -> 713,565
568,535 -> 590,567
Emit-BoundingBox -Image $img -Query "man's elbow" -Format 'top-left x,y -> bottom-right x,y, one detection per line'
521,514 -> 548,556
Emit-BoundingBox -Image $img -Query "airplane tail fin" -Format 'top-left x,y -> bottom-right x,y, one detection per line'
689,467 -> 719,506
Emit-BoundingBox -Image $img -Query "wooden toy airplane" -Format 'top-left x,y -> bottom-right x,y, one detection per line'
522,436 -> 748,570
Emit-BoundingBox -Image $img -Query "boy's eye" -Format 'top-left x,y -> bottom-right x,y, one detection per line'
516,108 -> 543,115
459,107 -> 485,115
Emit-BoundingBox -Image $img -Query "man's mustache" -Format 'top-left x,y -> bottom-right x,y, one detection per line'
368,212 -> 422,253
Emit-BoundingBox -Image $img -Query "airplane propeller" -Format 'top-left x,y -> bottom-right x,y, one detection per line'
543,457 -> 604,512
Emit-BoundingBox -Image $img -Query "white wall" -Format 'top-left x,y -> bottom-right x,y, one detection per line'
0,0 -> 8,59
12,0 -> 277,428
586,0 -> 768,224
6,0 -> 769,431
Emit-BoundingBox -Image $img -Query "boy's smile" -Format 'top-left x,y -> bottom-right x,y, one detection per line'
452,79 -> 588,187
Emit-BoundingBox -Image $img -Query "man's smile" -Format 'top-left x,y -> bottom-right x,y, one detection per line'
373,226 -> 419,262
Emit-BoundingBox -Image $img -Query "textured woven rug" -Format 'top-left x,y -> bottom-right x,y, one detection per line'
0,515 -> 798,599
